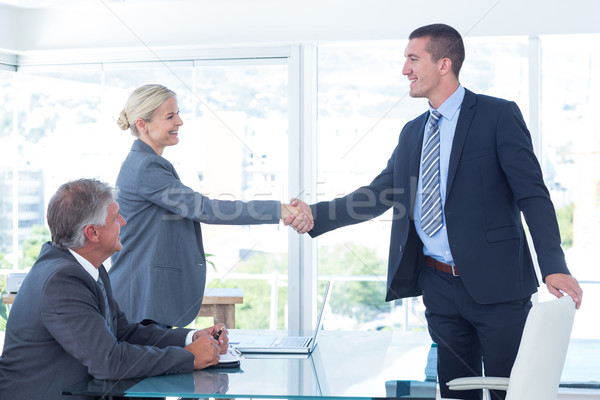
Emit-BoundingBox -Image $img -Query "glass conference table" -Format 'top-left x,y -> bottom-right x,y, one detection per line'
63,330 -> 437,399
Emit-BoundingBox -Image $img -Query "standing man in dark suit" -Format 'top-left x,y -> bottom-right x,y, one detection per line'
301,24 -> 582,399
0,179 -> 228,400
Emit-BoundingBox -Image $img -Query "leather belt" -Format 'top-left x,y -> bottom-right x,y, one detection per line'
425,256 -> 459,276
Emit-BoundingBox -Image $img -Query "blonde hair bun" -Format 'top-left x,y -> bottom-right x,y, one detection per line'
117,110 -> 130,131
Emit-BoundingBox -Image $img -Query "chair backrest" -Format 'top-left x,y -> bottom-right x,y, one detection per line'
506,295 -> 576,400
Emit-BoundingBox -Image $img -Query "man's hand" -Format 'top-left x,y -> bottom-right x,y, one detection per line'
194,323 -> 229,354
281,198 -> 314,234
545,273 -> 583,309
185,335 -> 221,369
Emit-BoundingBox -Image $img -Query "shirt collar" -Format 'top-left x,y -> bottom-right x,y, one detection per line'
429,84 -> 465,121
68,248 -> 99,280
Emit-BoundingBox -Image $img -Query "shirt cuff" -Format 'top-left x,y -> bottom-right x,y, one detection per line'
185,330 -> 199,346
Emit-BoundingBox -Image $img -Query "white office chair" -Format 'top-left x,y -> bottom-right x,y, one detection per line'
442,295 -> 576,400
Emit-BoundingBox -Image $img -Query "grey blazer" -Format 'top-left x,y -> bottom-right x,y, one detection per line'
110,140 -> 281,327
0,242 -> 194,400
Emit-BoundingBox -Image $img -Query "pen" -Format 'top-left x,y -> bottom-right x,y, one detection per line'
214,327 -> 224,340
233,347 -> 244,358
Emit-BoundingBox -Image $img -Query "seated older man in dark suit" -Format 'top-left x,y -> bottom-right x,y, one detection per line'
0,178 -> 229,400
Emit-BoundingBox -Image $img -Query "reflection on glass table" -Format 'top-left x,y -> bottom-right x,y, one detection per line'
63,330 -> 436,399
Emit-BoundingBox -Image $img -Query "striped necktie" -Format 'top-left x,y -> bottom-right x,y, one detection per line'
421,110 -> 443,236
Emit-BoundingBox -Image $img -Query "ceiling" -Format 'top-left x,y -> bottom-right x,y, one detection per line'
0,0 -> 127,7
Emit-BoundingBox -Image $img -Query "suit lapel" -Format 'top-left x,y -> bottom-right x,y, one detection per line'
446,90 -> 477,198
409,112 -> 429,178
406,112 -> 429,217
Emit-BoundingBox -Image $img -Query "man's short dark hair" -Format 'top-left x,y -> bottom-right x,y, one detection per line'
409,24 -> 465,78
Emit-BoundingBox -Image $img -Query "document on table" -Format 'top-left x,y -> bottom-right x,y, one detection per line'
216,346 -> 242,367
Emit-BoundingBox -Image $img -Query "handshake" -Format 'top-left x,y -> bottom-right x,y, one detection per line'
281,198 -> 314,234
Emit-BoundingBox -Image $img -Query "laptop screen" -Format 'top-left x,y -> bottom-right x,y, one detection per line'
309,280 -> 331,351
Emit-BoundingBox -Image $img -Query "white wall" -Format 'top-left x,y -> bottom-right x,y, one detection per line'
9,0 -> 600,57
0,3 -> 19,56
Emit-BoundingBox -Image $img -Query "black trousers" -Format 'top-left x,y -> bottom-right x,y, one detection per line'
418,265 -> 531,400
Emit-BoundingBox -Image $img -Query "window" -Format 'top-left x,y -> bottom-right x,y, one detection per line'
0,69 -> 17,267
317,41 -> 425,331
1,68 -> 104,270
461,36 -> 529,114
540,35 -> 600,356
189,61 -> 290,330
2,56 -> 292,330
2,33 -> 599,354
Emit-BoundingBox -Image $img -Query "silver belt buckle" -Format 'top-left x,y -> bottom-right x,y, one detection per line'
451,265 -> 458,276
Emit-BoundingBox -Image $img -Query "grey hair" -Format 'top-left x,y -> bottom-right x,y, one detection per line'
47,179 -> 117,250
117,84 -> 176,137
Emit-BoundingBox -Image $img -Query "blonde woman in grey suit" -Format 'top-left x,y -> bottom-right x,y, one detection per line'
109,84 -> 311,328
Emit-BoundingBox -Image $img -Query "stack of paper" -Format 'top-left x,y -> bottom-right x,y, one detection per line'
217,346 -> 242,367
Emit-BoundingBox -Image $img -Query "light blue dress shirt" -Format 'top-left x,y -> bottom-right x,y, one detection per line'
414,85 -> 465,264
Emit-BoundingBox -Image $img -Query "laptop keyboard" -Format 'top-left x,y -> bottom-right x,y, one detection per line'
273,336 -> 311,347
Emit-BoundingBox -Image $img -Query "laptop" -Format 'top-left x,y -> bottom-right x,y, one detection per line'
231,281 -> 331,354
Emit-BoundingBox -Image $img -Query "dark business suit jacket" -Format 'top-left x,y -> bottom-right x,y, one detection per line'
0,242 -> 194,400
310,89 -> 571,305
110,140 -> 280,327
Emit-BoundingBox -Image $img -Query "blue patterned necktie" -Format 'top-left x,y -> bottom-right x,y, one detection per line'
97,276 -> 114,334
421,110 -> 443,236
